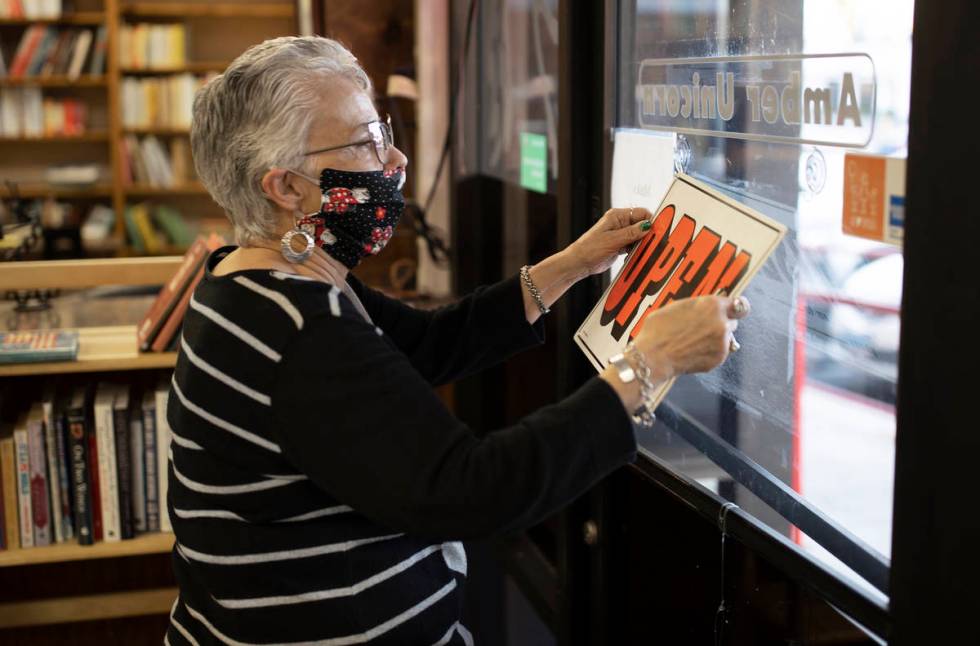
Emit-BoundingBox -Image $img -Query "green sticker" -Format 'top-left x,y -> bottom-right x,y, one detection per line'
519,132 -> 548,194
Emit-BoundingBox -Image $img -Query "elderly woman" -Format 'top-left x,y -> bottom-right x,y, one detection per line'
168,36 -> 748,646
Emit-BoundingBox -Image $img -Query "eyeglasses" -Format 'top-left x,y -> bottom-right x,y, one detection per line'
302,115 -> 394,165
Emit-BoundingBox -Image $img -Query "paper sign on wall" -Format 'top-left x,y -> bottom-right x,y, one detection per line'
575,173 -> 787,409
842,153 -> 905,247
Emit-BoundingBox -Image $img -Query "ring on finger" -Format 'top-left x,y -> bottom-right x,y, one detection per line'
732,296 -> 746,316
729,337 -> 741,353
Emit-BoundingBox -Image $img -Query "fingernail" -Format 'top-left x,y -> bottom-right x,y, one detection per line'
640,220 -> 652,232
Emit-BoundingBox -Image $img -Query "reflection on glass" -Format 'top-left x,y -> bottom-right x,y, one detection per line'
619,0 -> 912,596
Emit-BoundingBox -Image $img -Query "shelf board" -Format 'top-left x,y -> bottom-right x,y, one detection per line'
0,351 -> 178,376
0,532 -> 175,568
0,183 -> 113,198
120,61 -> 228,75
0,12 -> 105,25
125,182 -> 208,196
0,131 -> 109,143
0,255 -> 182,289
122,2 -> 294,18
122,127 -> 190,136
0,586 -> 178,629
0,75 -> 107,87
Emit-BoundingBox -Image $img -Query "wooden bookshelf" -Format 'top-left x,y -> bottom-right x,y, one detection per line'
0,132 -> 110,143
0,12 -> 106,25
122,127 -> 190,136
120,61 -> 230,75
0,75 -> 108,87
0,532 -> 175,568
0,352 -> 178,377
125,182 -> 208,196
122,2 -> 294,18
0,183 -> 114,199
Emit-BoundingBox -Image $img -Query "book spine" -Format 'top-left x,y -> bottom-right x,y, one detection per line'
142,405 -> 159,532
27,420 -> 51,546
137,236 -> 208,351
13,430 -> 33,548
113,405 -> 134,539
154,386 -> 171,532
86,426 -> 102,542
68,416 -> 93,545
1,439 -> 20,550
151,262 -> 204,352
131,412 -> 146,533
54,412 -> 74,540
44,405 -> 64,543
95,398 -> 119,542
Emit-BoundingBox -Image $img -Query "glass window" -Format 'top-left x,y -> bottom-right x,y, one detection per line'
616,0 -> 913,597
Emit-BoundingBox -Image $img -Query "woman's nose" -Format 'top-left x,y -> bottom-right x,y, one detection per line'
384,145 -> 408,174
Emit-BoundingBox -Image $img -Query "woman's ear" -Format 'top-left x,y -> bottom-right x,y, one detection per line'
261,168 -> 305,212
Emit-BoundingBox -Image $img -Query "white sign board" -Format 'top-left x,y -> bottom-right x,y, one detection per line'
575,173 -> 787,408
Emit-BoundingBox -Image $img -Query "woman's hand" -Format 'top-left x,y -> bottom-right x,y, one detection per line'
600,295 -> 751,412
563,207 -> 654,278
633,295 -> 751,381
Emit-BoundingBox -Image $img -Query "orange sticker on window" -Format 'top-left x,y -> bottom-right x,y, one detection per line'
843,154 -> 886,240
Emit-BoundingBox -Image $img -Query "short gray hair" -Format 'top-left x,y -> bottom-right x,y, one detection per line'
191,36 -> 373,246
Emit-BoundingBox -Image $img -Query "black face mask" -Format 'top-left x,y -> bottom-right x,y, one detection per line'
294,167 -> 406,269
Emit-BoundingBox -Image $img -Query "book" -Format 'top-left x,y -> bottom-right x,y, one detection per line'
66,28 -> 92,80
66,385 -> 94,545
41,384 -> 65,542
574,174 -> 788,410
0,330 -> 79,364
13,416 -> 32,548
131,203 -> 164,253
130,390 -> 146,534
93,382 -> 120,542
51,388 -> 74,540
137,235 -> 210,351
153,205 -> 193,247
150,260 -> 202,353
0,429 -> 19,550
112,384 -> 134,539
141,389 -> 159,532
25,27 -> 57,76
87,25 -> 107,75
154,376 -> 171,532
25,402 -> 50,546
9,25 -> 44,78
87,405 -> 102,542
151,233 -> 225,353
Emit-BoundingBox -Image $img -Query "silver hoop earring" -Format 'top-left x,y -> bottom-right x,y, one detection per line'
280,228 -> 315,263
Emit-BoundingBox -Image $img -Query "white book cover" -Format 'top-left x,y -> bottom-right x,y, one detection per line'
66,29 -> 93,80
94,382 -> 120,542
41,386 -> 64,543
22,87 -> 42,137
13,425 -> 33,548
130,398 -> 147,533
574,173 -> 787,410
155,376 -> 172,532
0,88 -> 22,137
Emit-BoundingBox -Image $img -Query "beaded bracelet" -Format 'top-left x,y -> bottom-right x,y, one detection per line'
520,265 -> 550,315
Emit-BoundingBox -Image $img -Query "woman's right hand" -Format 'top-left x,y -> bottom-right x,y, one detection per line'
633,295 -> 750,383
600,295 -> 750,412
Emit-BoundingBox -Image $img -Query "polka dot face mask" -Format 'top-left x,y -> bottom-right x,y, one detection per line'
292,167 -> 406,269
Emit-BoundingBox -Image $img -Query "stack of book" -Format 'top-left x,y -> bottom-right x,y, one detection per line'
120,134 -> 191,187
118,23 -> 186,70
0,25 -> 108,79
123,202 -> 197,254
137,232 -> 225,351
0,377 -> 174,550
120,74 -> 202,130
0,88 -> 88,137
0,0 -> 65,19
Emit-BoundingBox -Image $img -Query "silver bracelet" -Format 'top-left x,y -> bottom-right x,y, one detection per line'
519,265 -> 550,315
623,341 -> 658,428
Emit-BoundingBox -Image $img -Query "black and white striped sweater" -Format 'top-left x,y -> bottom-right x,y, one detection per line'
164,246 -> 637,645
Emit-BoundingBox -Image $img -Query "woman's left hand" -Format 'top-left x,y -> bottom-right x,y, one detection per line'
563,207 -> 653,278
